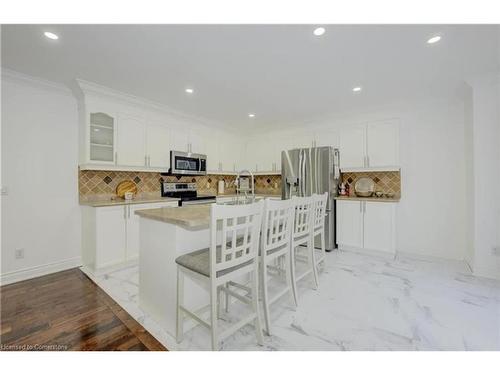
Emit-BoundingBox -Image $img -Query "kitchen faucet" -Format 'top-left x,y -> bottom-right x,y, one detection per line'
235,169 -> 255,204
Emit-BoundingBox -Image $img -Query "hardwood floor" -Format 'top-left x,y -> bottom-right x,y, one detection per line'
0,268 -> 166,351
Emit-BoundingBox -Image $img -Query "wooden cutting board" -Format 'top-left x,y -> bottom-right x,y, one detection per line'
116,180 -> 138,198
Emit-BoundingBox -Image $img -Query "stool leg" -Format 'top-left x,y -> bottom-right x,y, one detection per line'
310,238 -> 319,289
290,244 -> 299,306
261,258 -> 272,335
224,282 -> 230,312
320,230 -> 326,268
176,267 -> 184,344
285,250 -> 298,308
210,283 -> 219,350
252,263 -> 264,345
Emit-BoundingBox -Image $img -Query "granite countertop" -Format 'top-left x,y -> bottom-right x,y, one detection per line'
334,195 -> 400,203
135,205 -> 210,228
216,193 -> 281,198
80,196 -> 180,207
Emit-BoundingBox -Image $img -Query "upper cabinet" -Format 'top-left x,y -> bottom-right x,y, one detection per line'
146,123 -> 170,168
89,112 -> 117,164
366,120 -> 399,168
116,114 -> 146,167
339,126 -> 366,169
339,119 -> 400,171
314,130 -> 339,149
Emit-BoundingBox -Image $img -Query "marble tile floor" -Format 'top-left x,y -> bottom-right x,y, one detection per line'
83,250 -> 500,351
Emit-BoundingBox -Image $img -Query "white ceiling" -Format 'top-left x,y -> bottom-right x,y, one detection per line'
2,24 -> 499,131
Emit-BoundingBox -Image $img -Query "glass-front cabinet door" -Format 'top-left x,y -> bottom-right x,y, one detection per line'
89,112 -> 116,163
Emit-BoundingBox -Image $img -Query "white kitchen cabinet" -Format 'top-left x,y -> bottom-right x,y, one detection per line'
95,206 -> 127,268
88,112 -> 117,164
116,114 -> 146,167
82,201 -> 179,272
366,120 -> 399,168
339,126 -> 366,169
146,124 -> 170,168
336,200 -> 363,249
339,120 -> 399,171
314,130 -> 339,149
204,131 -> 220,172
171,127 -> 190,153
363,201 -> 395,253
189,129 -> 207,155
245,138 -> 274,173
336,200 -> 396,255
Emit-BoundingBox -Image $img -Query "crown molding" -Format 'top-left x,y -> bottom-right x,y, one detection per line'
1,68 -> 73,96
75,79 -> 236,134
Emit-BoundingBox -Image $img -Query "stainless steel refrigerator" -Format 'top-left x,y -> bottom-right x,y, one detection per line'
281,146 -> 340,251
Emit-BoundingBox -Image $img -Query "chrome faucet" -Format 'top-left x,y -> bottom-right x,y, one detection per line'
235,169 -> 255,204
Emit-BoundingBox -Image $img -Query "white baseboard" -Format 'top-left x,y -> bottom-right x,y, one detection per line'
472,264 -> 500,281
338,245 -> 396,260
0,257 -> 82,286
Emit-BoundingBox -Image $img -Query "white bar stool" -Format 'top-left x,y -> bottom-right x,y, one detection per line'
290,196 -> 318,305
259,198 -> 296,335
175,201 -> 265,350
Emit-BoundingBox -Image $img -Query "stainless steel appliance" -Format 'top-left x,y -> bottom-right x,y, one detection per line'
161,182 -> 216,206
169,150 -> 207,175
282,146 -> 340,251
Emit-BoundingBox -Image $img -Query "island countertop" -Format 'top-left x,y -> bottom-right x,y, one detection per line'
135,205 -> 210,228
80,196 -> 180,207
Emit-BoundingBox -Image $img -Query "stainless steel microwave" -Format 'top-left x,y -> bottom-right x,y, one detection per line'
169,150 -> 207,175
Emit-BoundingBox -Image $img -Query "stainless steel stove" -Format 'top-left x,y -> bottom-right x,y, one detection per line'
160,182 -> 216,206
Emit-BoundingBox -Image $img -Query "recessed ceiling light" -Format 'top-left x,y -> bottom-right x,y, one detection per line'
427,35 -> 441,44
313,27 -> 326,36
248,113 -> 256,118
185,88 -> 194,94
93,128 -> 100,132
44,31 -> 59,40
352,87 -> 362,92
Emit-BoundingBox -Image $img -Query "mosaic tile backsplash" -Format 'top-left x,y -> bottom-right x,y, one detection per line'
340,171 -> 401,196
79,169 -> 282,199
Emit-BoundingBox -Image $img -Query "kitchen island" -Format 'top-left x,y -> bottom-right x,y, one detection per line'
135,205 -> 214,337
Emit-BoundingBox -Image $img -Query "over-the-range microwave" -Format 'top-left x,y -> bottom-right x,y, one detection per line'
169,150 -> 207,175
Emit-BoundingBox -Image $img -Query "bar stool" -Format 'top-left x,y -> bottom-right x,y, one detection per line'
259,198 -> 296,335
175,201 -> 264,350
290,195 -> 318,305
312,192 -> 328,272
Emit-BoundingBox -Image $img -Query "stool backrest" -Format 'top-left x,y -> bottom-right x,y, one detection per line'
210,201 -> 264,276
312,192 -> 328,231
292,196 -> 314,240
261,198 -> 295,257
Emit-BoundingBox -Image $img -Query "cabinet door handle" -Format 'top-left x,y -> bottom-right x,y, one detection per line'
124,206 -> 127,219
145,155 -> 148,166
148,155 -> 151,166
115,152 -> 118,165
366,156 -> 370,167
360,202 -> 363,213
128,205 -> 131,218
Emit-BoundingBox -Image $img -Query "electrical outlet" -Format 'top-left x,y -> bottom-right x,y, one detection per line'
492,246 -> 500,256
15,248 -> 24,259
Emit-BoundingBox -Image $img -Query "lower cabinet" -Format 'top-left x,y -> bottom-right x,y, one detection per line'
336,200 -> 396,255
82,201 -> 178,271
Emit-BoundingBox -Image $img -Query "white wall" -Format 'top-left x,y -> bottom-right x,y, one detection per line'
255,99 -> 469,261
1,72 -> 81,284
463,84 -> 475,268
468,73 -> 500,280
